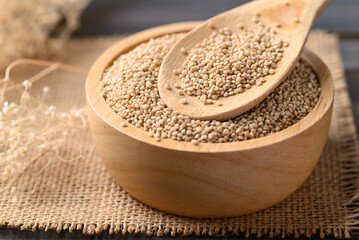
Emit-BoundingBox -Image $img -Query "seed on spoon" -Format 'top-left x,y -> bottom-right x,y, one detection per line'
191,139 -> 199,145
237,23 -> 244,30
180,47 -> 187,54
175,23 -> 284,104
207,21 -> 215,29
180,98 -> 188,105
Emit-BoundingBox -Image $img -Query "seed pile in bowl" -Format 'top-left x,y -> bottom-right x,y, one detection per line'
174,24 -> 286,104
101,33 -> 321,144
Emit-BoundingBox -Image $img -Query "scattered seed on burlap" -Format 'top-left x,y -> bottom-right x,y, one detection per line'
175,24 -> 286,103
101,33 -> 320,144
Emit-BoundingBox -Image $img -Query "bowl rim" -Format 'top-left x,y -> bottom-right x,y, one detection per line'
86,21 -> 334,153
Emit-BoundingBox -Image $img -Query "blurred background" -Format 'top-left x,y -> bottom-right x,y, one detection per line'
76,0 -> 359,37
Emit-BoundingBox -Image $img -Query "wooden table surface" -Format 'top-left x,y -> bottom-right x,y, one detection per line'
2,0 -> 359,239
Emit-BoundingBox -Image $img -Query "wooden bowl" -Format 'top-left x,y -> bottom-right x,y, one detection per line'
86,22 -> 334,218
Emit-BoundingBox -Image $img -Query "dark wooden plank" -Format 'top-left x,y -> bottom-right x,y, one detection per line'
1,227 -> 357,240
339,40 -> 359,137
340,39 -> 359,71
315,0 -> 359,37
75,0 -> 359,37
346,69 -> 359,136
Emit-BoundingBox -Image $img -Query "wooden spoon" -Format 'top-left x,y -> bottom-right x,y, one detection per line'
158,0 -> 331,121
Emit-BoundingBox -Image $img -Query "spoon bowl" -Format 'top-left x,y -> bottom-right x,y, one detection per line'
159,0 -> 331,120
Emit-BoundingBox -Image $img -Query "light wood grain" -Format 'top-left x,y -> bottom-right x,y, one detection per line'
86,22 -> 334,218
158,0 -> 331,120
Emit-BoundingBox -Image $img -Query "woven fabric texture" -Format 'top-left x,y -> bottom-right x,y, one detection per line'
0,31 -> 358,238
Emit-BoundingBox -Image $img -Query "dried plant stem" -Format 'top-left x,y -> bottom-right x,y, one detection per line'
5,59 -> 88,77
2,59 -> 88,90
0,58 -> 89,193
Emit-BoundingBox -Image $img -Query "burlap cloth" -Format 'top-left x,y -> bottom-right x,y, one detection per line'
0,31 -> 358,238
